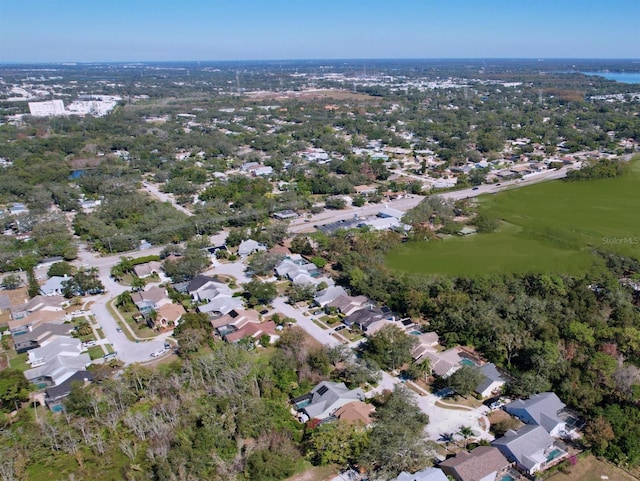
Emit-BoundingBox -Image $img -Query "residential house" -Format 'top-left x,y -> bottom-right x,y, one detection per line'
504,392 -> 566,437
275,255 -> 318,280
8,295 -> 66,334
210,309 -> 261,337
28,337 -> 83,367
411,332 -> 440,362
440,446 -> 511,481
24,352 -> 91,387
40,276 -> 71,296
303,148 -> 330,163
0,293 -> 11,315
7,202 -> 28,215
153,303 -> 186,329
133,261 -> 162,279
198,295 -> 244,317
238,239 -> 267,258
44,370 -> 93,411
250,165 -> 274,177
294,381 -> 365,422
275,255 -> 331,287
326,294 -> 370,316
272,210 -> 299,220
333,400 -> 375,426
10,295 -> 65,321
354,184 -> 378,196
187,275 -> 231,302
492,425 -> 567,475
130,286 -> 171,314
224,320 -> 279,345
422,347 -> 465,378
343,306 -> 394,334
314,286 -> 348,307
12,322 -> 73,354
392,467 -> 449,481
475,363 -> 506,399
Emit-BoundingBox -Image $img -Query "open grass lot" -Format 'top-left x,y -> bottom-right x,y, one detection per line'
546,454 -> 639,481
387,160 -> 640,276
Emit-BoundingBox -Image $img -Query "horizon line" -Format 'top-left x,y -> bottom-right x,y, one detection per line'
2,57 -> 640,66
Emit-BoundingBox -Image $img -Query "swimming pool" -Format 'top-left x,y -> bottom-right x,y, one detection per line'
499,474 -> 515,481
409,330 -> 422,335
460,358 -> 476,367
547,448 -> 563,461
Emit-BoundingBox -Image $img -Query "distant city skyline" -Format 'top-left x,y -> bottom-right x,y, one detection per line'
1,0 -> 639,63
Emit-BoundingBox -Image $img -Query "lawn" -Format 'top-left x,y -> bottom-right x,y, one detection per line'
386,159 -> 640,276
87,345 -> 105,360
9,352 -> 29,372
546,454 -> 638,481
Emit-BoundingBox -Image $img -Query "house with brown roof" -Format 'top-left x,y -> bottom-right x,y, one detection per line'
440,446 -> 511,481
153,303 -> 186,329
211,308 -> 260,329
333,400 -> 375,426
224,320 -> 278,345
8,295 -> 66,334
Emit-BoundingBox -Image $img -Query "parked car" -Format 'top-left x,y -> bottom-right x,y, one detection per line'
334,325 -> 347,332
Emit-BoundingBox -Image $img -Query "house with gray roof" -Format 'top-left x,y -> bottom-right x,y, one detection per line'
12,322 -> 73,354
504,392 -> 566,437
238,239 -> 267,258
439,446 -> 511,481
198,295 -> 245,317
131,286 -> 171,313
40,275 -> 71,296
313,286 -> 348,307
295,381 -> 365,421
24,352 -> 91,387
475,363 -> 506,398
326,294 -> 370,316
343,306 -> 395,334
392,467 -> 449,481
28,337 -> 83,367
422,347 -> 464,378
133,261 -> 162,279
44,370 -> 93,411
492,425 -> 567,475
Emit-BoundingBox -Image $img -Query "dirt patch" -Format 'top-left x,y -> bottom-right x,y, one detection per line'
545,454 -> 639,481
487,408 -> 512,425
285,465 -> 338,481
0,286 -> 29,327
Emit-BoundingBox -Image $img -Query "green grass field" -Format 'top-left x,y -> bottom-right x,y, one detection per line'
386,159 -> 640,276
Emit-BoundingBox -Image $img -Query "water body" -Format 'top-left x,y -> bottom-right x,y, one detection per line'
581,72 -> 640,84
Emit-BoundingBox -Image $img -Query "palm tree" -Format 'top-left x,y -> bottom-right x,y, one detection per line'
458,425 -> 474,449
130,276 -> 146,292
439,432 -> 456,452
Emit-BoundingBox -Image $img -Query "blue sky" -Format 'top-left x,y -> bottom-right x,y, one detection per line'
1,0 -> 638,62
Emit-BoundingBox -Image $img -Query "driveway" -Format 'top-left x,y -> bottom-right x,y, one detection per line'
271,298 -> 340,347
369,371 -> 493,442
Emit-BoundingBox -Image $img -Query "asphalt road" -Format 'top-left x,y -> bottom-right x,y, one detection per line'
288,167 -> 573,234
70,244 -> 171,365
